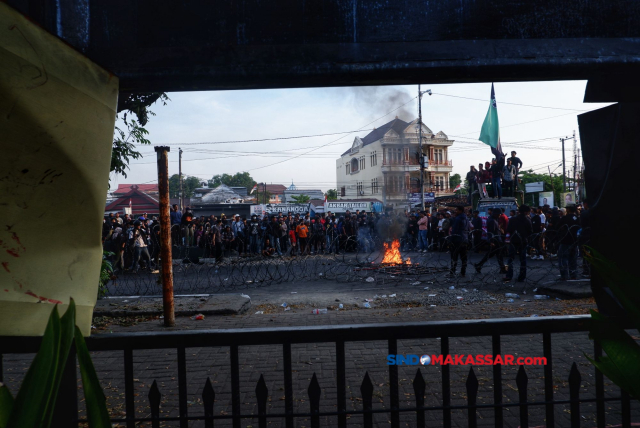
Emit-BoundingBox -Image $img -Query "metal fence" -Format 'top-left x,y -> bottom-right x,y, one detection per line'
0,315 -> 631,427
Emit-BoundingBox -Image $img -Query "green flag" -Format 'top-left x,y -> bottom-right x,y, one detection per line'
478,83 -> 503,157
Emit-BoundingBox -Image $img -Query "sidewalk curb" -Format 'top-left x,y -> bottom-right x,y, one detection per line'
94,299 -> 251,318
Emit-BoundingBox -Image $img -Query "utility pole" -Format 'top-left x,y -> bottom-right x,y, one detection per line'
572,130 -> 577,194
417,85 -> 432,211
560,135 -> 571,193
155,146 -> 175,327
178,147 -> 183,211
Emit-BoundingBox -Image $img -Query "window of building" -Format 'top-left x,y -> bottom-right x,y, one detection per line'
350,158 -> 359,173
357,182 -> 363,195
435,176 -> 445,190
346,162 -> 350,175
340,186 -> 345,197
370,151 -> 377,166
371,178 -> 379,194
388,175 -> 405,193
434,149 -> 444,163
359,156 -> 366,171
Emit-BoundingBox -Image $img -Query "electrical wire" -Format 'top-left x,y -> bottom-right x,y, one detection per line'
431,92 -> 591,112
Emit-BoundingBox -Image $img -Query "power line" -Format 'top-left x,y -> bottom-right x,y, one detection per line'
245,96 -> 419,172
431,92 -> 590,112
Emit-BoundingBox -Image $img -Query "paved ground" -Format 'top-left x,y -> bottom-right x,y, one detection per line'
3,292 -> 638,428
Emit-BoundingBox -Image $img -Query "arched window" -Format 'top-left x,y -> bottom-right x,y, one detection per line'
351,158 -> 359,173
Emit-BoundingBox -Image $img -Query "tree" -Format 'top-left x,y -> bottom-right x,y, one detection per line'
169,174 -> 202,198
208,172 -> 256,194
449,173 -> 462,190
291,194 -> 310,203
110,93 -> 170,180
325,189 -> 338,200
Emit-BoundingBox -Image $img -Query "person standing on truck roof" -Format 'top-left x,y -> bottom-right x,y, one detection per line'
508,151 -> 523,191
466,165 -> 478,204
490,159 -> 503,198
503,159 -> 517,197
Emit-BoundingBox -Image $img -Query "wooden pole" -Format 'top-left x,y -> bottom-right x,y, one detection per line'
155,146 -> 175,327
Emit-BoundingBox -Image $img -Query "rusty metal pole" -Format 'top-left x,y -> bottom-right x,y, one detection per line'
155,146 -> 175,327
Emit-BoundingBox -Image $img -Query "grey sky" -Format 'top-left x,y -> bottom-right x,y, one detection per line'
113,81 -> 612,193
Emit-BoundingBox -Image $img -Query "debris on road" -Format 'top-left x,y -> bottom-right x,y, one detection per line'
366,277 -> 375,282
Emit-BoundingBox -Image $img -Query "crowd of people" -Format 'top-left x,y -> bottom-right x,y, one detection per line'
465,150 -> 523,201
425,201 -> 590,282
102,198 -> 590,283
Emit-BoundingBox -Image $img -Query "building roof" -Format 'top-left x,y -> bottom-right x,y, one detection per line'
105,187 -> 159,215
112,183 -> 158,194
341,118 -> 413,156
200,184 -> 244,203
258,184 -> 287,194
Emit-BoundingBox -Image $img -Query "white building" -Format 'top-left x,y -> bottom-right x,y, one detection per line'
335,117 -> 454,206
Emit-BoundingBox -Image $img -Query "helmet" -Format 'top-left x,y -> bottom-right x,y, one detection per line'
133,220 -> 141,226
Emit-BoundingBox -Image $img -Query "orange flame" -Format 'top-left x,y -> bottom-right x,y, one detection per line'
381,240 -> 404,264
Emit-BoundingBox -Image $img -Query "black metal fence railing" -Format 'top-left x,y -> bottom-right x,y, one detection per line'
0,315 -> 633,427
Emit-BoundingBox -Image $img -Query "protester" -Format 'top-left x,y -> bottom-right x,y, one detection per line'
448,206 -> 468,277
508,151 -> 523,191
417,211 -> 429,252
502,159 -> 516,197
473,210 -> 506,274
504,205 -> 533,282
557,204 -> 580,280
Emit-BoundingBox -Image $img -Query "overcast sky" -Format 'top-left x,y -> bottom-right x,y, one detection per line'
112,81 -> 612,193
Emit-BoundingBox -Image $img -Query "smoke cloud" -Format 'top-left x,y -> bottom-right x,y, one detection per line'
341,86 -> 416,123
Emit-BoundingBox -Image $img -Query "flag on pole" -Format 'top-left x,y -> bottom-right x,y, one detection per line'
324,194 -> 328,203
454,184 -> 461,192
129,198 -> 132,208
250,184 -> 258,194
478,83 -> 504,160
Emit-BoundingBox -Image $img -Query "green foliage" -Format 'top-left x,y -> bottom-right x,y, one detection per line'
585,248 -> 640,401
449,173 -> 462,189
325,189 -> 338,200
169,174 -> 202,198
290,194 -> 310,204
110,93 -> 169,180
0,300 -> 111,428
208,172 -> 256,194
519,170 -> 564,206
98,251 -> 113,299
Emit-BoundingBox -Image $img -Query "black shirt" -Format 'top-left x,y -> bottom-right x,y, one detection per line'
509,156 -> 523,172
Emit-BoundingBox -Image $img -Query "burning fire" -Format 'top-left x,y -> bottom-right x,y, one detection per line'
381,240 -> 411,265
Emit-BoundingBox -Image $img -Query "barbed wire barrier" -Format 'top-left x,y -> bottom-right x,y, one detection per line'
103,224 -> 590,297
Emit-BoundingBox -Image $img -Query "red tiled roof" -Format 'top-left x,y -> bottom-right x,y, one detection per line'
257,184 -> 286,194
113,183 -> 158,194
105,188 -> 159,215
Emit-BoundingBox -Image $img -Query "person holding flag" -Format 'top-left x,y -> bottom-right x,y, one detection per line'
479,83 -> 506,198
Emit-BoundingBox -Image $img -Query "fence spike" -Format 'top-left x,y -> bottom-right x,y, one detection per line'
568,362 -> 581,428
466,367 -> 479,428
360,371 -> 374,428
516,366 -> 529,428
148,380 -> 162,428
413,369 -> 426,428
308,373 -> 321,428
256,374 -> 268,428
202,377 -> 215,428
